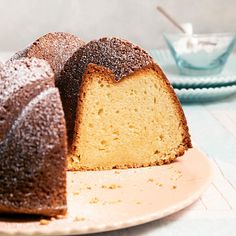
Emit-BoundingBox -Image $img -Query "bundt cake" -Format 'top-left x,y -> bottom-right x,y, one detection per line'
57,37 -> 192,170
2,34 -> 192,216
11,32 -> 85,82
0,58 -> 67,216
11,34 -> 191,171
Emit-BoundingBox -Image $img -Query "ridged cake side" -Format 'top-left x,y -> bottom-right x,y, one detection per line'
0,58 -> 67,216
0,58 -> 54,141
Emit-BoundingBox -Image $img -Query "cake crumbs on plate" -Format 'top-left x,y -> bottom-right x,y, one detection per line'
73,191 -> 80,195
56,214 -> 66,219
103,199 -> 122,205
39,219 -> 50,225
175,175 -> 183,181
147,178 -> 155,182
136,201 -> 142,205
74,216 -> 86,222
86,186 -> 92,190
172,185 -> 177,189
114,170 -> 120,174
101,184 -> 121,189
147,178 -> 164,187
156,182 -> 163,187
167,166 -> 174,169
89,197 -> 99,204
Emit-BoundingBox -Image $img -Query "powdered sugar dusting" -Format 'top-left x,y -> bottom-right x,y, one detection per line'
0,58 -> 55,142
70,37 -> 154,82
11,32 -> 85,81
1,57 -> 53,99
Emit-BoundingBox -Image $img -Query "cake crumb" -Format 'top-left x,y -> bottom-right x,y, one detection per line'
73,191 -> 80,195
112,200 -> 122,204
136,201 -> 142,205
55,214 -> 65,219
114,170 -> 120,174
39,219 -> 50,225
147,178 -> 154,182
74,216 -> 86,222
101,184 -> 121,189
103,199 -> 122,205
172,185 -> 177,189
89,197 -> 99,204
86,186 -> 92,190
156,183 -> 163,187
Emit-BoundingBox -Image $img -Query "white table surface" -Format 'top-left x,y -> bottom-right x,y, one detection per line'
1,52 -> 236,236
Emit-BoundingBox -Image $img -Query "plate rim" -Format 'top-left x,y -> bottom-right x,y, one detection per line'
175,84 -> 236,102
149,49 -> 236,88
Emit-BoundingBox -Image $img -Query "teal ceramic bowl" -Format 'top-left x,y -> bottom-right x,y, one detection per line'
164,32 -> 236,76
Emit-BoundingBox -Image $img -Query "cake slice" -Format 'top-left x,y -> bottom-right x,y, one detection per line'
0,58 -> 67,216
58,37 -> 192,170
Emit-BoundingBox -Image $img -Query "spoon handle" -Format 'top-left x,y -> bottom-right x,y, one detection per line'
156,6 -> 186,33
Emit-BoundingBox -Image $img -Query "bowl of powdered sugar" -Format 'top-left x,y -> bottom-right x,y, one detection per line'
164,26 -> 236,76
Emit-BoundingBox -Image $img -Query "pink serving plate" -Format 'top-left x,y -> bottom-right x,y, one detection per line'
0,148 -> 212,235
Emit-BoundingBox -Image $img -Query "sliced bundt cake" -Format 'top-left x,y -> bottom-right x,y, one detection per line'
57,37 -> 192,170
0,58 -> 67,216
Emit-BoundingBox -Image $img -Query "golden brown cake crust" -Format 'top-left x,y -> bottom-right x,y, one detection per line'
68,63 -> 192,171
0,58 -> 68,216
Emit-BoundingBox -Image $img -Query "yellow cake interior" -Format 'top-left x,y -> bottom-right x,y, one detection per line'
68,66 -> 189,170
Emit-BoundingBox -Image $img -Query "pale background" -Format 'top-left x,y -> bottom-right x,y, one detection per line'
0,0 -> 235,51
